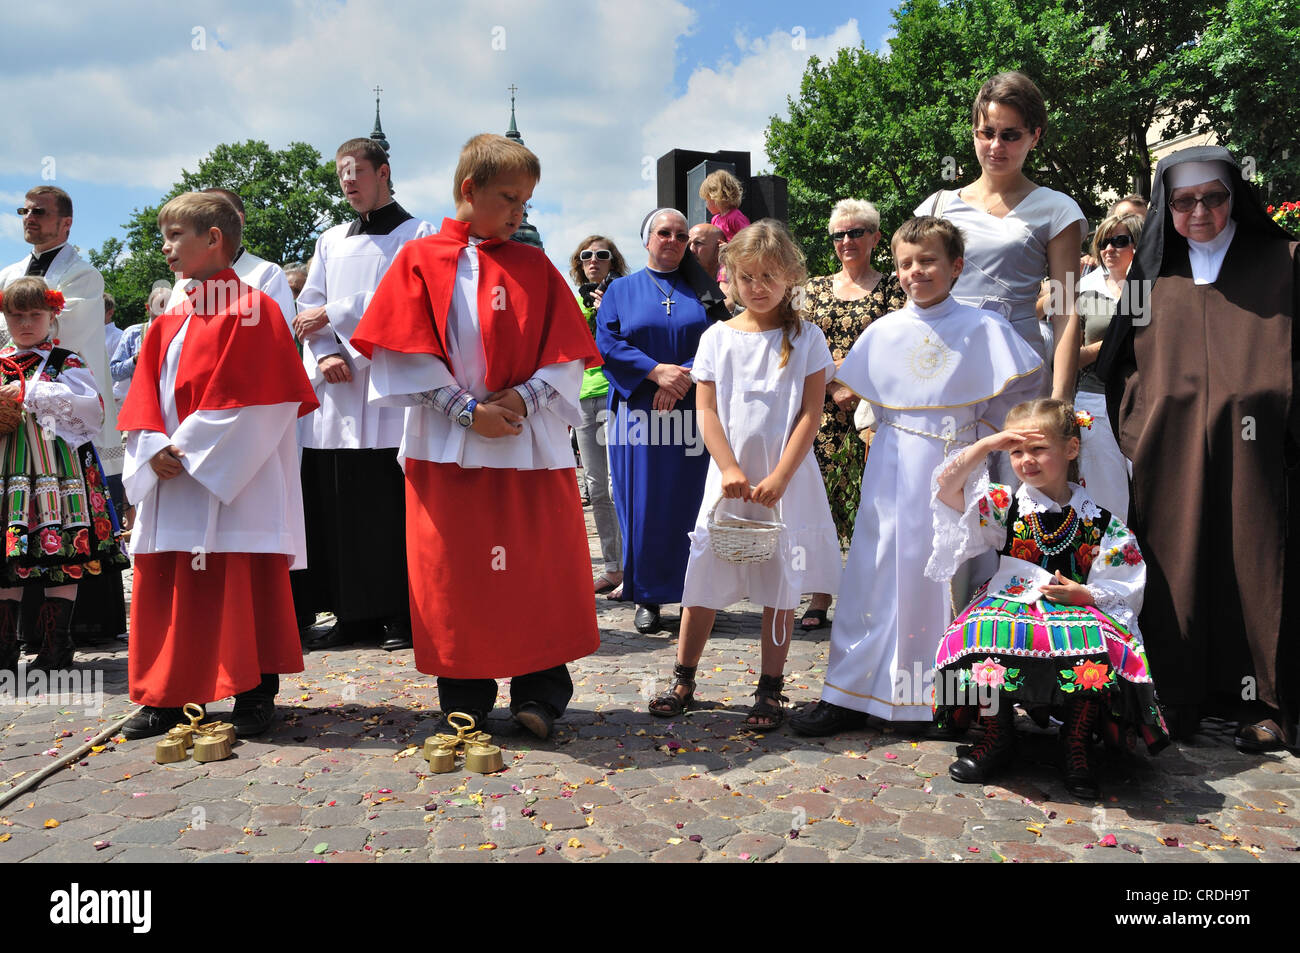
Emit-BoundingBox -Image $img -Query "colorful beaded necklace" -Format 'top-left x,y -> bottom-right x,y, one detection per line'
1024,507 -> 1080,556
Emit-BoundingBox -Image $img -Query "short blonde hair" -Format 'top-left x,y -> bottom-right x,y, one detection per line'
1090,212 -> 1144,261
452,133 -> 541,207
157,192 -> 241,257
699,169 -> 743,210
828,198 -> 880,233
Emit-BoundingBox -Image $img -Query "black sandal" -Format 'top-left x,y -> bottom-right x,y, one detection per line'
799,608 -> 829,630
649,663 -> 696,718
745,674 -> 789,730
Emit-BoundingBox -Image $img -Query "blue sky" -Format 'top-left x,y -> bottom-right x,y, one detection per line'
0,1 -> 899,298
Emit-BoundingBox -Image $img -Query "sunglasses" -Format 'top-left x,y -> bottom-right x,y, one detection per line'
1097,234 -> 1133,250
974,127 -> 1028,143
17,207 -> 52,217
654,228 -> 688,242
1168,191 -> 1230,213
579,249 -> 612,262
830,227 -> 870,242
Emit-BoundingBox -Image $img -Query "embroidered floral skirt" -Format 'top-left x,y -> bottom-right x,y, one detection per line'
933,586 -> 1169,753
1,420 -> 127,586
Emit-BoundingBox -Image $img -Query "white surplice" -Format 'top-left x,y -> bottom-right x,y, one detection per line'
820,295 -> 1042,720
0,244 -> 120,473
297,217 -> 436,450
123,316 -> 306,566
367,240 -> 583,470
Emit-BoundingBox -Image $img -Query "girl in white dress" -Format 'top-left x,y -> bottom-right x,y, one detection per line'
648,220 -> 840,729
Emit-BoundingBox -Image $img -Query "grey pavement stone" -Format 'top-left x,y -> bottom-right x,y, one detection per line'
3,552 -> 1297,865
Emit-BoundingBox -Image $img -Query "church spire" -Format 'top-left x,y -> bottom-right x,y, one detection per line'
370,84 -> 390,154
506,84 -> 523,145
505,85 -> 542,249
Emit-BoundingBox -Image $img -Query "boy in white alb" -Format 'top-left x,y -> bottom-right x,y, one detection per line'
792,216 -> 1043,735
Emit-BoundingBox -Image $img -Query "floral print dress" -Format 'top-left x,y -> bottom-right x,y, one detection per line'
925,463 -> 1168,752
0,344 -> 126,585
802,272 -> 906,543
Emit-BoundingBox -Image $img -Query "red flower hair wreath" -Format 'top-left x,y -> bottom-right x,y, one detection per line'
0,289 -> 65,315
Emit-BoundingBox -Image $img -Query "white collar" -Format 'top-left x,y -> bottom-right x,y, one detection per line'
1186,218 -> 1236,285
1015,481 -> 1103,520
902,294 -> 960,319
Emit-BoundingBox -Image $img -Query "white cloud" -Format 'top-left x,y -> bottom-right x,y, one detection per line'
0,4 -> 864,278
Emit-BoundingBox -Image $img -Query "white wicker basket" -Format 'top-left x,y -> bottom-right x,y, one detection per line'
707,492 -> 784,564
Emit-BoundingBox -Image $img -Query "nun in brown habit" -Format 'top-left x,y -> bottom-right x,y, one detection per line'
1098,146 -> 1299,753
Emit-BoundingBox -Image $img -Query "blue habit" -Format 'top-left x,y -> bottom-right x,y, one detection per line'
597,268 -> 713,606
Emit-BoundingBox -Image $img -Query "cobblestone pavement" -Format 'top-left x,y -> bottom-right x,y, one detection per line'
2,512 -> 1298,865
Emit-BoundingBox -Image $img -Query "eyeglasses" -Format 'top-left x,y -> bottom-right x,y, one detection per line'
974,127 -> 1028,143
17,207 -> 51,217
654,228 -> 688,242
830,227 -> 870,242
1097,234 -> 1133,250
579,249 -> 612,262
1168,191 -> 1230,213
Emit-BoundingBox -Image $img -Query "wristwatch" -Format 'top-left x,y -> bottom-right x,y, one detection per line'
456,398 -> 477,429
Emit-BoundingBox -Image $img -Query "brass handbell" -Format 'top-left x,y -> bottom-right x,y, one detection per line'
154,737 -> 189,764
421,711 -> 501,773
193,733 -> 233,762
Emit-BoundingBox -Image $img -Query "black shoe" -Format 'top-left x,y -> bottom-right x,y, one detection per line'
122,706 -> 186,740
633,603 -> 661,634
512,702 -> 556,740
379,619 -> 413,652
789,700 -> 868,737
950,705 -> 1016,784
305,620 -> 375,651
231,674 -> 278,737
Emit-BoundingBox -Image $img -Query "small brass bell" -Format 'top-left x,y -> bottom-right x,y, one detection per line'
425,744 -> 458,773
166,725 -> 196,750
201,720 -> 236,746
464,743 -> 504,774
192,733 -> 233,763
154,737 -> 189,764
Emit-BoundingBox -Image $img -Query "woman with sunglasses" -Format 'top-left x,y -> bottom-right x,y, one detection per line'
596,209 -> 730,634
1099,146 -> 1300,755
568,235 -> 629,596
797,198 -> 905,631
916,72 -> 1085,399
1072,212 -> 1143,519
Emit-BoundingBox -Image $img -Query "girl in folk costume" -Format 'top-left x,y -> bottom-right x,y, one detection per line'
0,277 -> 124,674
648,221 -> 840,729
926,399 -> 1169,799
792,217 -> 1043,736
352,134 -> 601,740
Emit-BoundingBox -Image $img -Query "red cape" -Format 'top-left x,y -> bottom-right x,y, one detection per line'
351,218 -> 601,391
118,268 -> 318,433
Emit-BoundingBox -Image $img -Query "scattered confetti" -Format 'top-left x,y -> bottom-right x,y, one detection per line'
43,819 -> 59,829
313,843 -> 329,854
1099,834 -> 1118,847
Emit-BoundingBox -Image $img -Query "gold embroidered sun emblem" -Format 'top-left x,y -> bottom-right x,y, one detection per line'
908,333 -> 953,380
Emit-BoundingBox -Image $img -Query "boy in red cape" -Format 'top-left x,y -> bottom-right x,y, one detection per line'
352,133 -> 601,739
117,192 -> 318,739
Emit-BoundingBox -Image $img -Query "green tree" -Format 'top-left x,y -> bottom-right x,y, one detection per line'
766,0 -> 1207,271
91,140 -> 350,324
1187,0 -> 1300,200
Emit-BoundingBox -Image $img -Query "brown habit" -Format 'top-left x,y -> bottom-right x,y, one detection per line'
1113,232 -> 1299,736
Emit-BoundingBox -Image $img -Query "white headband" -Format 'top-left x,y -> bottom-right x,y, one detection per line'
641,208 -> 685,247
1165,160 -> 1233,193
